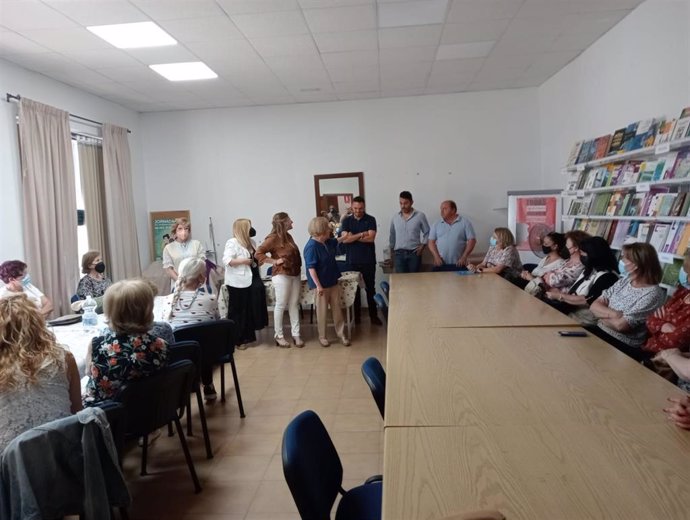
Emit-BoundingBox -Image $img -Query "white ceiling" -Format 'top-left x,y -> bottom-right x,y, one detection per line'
0,0 -> 644,112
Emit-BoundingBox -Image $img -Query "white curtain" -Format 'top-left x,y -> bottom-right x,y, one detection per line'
18,98 -> 78,316
102,123 -> 140,280
78,141 -> 109,266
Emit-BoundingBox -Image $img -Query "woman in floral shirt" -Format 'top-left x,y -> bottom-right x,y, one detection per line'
84,279 -> 168,405
542,230 -> 590,293
468,227 -> 522,279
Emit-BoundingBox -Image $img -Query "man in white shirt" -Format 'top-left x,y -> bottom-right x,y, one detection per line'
389,191 -> 430,273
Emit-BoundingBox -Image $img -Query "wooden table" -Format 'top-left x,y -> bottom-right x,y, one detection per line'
388,272 -> 578,328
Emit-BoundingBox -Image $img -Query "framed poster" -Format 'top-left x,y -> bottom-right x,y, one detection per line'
150,210 -> 190,261
507,190 -> 562,264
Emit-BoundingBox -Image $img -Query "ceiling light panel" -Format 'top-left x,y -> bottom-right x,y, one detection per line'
378,0 -> 448,28
150,61 -> 218,81
87,21 -> 177,49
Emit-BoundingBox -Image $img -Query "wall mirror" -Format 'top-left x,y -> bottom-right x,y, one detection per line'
314,172 -> 364,222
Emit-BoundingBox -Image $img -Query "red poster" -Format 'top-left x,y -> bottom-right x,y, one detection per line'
515,196 -> 557,251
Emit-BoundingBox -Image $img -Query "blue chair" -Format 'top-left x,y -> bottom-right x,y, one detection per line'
282,410 -> 382,520
70,293 -> 79,304
361,357 -> 386,419
373,293 -> 388,323
116,360 -> 202,493
174,320 -> 245,418
379,281 -> 390,302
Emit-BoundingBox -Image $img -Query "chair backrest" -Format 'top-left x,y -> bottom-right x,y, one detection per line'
174,319 -> 237,363
380,281 -> 390,300
373,293 -> 388,321
282,410 -> 343,520
168,340 -> 202,384
116,360 -> 194,437
361,357 -> 386,419
70,294 -> 79,304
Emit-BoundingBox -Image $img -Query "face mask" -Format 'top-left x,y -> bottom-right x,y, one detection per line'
541,245 -> 551,255
580,254 -> 590,268
21,274 -> 31,286
680,268 -> 690,288
618,259 -> 629,277
249,227 -> 256,238
489,237 -> 497,247
94,262 -> 106,273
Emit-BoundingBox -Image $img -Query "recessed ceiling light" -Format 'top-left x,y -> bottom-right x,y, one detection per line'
150,62 -> 218,81
378,0 -> 448,28
87,22 -> 176,49
436,41 -> 495,60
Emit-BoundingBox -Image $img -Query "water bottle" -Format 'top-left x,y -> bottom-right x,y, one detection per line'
82,295 -> 98,331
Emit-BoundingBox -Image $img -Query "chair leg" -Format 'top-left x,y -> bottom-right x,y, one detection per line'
174,417 -> 202,493
310,304 -> 314,324
140,435 -> 148,476
167,422 -> 174,437
195,383 -> 213,459
220,364 -> 226,404
186,394 -> 193,436
228,355 -> 245,418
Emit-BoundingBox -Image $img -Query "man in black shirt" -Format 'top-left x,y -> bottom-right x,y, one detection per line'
340,196 -> 383,326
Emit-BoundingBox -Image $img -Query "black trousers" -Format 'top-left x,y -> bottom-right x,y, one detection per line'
349,262 -> 377,320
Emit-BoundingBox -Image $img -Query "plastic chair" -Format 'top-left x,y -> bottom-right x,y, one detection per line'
380,281 -> 390,302
373,293 -> 388,323
116,359 -> 202,493
70,293 -> 79,303
282,410 -> 382,520
167,340 -> 213,459
361,357 -> 386,419
174,320 -> 245,418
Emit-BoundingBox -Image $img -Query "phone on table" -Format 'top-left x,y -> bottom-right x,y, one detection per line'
558,330 -> 587,337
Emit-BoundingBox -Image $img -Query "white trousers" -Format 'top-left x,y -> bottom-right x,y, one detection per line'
272,274 -> 301,338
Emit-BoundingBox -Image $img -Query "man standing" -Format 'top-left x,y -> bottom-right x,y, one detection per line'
428,200 -> 477,272
389,191 -> 430,273
340,196 -> 382,325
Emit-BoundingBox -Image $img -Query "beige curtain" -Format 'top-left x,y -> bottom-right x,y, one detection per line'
18,98 -> 78,317
77,141 -> 109,265
102,123 -> 140,280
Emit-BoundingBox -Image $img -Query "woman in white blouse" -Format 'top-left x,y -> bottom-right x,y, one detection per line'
516,232 -> 568,293
162,218 -> 205,284
223,219 -> 261,349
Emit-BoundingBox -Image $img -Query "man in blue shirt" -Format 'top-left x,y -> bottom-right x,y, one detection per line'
389,190 -> 430,273
428,200 -> 477,272
340,196 -> 382,325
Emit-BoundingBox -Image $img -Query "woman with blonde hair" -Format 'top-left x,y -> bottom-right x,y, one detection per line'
256,212 -> 303,347
304,217 -> 350,347
84,279 -> 168,405
162,218 -> 205,284
0,295 -> 82,452
468,227 -> 522,278
223,219 -> 267,349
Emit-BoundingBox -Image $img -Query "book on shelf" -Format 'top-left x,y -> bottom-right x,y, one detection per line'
674,225 -> 690,256
634,119 -> 658,149
594,134 -> 612,159
648,223 -> 671,252
642,187 -> 671,216
671,107 -> 690,141
661,258 -> 684,286
659,151 -> 679,179
576,139 -> 593,164
621,122 -> 640,152
672,151 -> 690,179
669,193 -> 687,216
567,141 -> 584,166
625,221 -> 641,244
619,161 -> 641,184
608,128 -> 626,155
662,221 -> 682,253
626,192 -> 646,216
655,119 -> 677,145
658,193 -> 678,216
637,222 -> 652,242
611,221 -> 629,249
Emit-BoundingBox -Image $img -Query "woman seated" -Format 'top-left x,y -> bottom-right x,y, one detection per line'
0,295 -> 82,452
543,236 -> 619,325
84,279 -> 168,405
516,232 -> 568,293
163,257 -> 220,328
0,260 -> 53,317
539,231 -> 589,294
467,227 -> 522,278
76,251 -> 112,300
588,242 -> 665,361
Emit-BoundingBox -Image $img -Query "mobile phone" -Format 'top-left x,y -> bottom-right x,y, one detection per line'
558,330 -> 587,337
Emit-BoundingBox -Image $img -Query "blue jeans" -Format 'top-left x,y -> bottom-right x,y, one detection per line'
394,249 -> 422,273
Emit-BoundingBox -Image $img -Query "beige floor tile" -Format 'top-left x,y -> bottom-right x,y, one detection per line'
332,413 -> 383,432
337,397 -> 380,415
235,414 -> 295,435
339,452 -> 382,481
332,430 -> 383,454
250,398 -> 298,415
292,397 -> 340,416
247,480 -> 298,514
262,453 -> 284,481
207,454 -> 272,482
222,433 -> 282,456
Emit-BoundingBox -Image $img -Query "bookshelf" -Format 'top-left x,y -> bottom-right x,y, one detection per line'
561,109 -> 690,291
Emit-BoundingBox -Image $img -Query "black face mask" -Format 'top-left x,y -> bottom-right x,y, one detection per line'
580,255 -> 590,268
249,227 -> 256,238
94,262 -> 106,273
541,245 -> 551,255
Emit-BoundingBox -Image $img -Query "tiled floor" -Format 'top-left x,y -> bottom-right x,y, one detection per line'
121,322 -> 387,520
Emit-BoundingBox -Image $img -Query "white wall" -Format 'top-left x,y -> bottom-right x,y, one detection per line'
539,0 -> 690,188
140,89 -> 541,263
0,59 -> 149,265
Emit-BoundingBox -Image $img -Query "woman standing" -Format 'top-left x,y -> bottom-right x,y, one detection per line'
0,295 -> 82,452
162,218 -> 205,284
223,219 -> 266,348
304,217 -> 350,347
256,213 -> 303,348
76,250 -> 112,300
467,227 -> 522,279
588,242 -> 665,361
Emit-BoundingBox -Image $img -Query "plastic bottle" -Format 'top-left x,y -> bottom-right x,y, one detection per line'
82,295 -> 98,331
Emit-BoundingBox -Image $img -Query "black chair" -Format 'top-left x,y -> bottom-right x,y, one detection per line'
116,360 -> 202,493
174,320 -> 245,418
167,340 -> 213,459
373,293 -> 388,323
282,410 -> 382,520
379,281 -> 390,302
361,357 -> 386,419
93,401 -> 127,468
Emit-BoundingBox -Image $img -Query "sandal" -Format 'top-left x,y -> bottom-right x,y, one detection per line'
319,338 -> 331,347
293,336 -> 305,348
275,337 -> 291,348
339,336 -> 351,347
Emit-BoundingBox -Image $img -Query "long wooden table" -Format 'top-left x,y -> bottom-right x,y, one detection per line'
383,272 -> 690,519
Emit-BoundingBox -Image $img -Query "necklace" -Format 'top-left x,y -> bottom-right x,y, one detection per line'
176,289 -> 200,311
